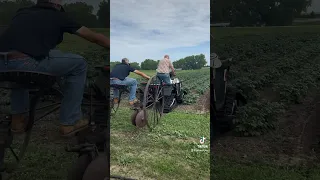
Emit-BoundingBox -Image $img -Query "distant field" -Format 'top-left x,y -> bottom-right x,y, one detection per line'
211,25 -> 320,38
130,68 -> 210,104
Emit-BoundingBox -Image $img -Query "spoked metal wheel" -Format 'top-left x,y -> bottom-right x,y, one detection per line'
142,75 -> 164,131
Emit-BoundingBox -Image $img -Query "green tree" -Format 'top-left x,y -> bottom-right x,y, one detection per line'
141,59 -> 158,70
130,62 -> 141,70
110,61 -> 120,70
211,0 -> 312,26
173,54 -> 207,70
0,0 -> 35,25
63,2 -> 99,28
97,0 -> 109,28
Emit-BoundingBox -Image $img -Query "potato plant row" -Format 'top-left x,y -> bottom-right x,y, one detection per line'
213,32 -> 320,136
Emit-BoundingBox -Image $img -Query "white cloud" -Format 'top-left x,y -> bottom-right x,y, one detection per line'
110,0 -> 210,63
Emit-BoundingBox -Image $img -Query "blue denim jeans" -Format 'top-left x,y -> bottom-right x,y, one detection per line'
110,77 -> 137,101
157,73 -> 171,84
0,50 -> 87,125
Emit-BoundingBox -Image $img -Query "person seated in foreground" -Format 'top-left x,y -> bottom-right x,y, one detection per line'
0,0 -> 110,137
110,58 -> 150,105
156,55 -> 175,84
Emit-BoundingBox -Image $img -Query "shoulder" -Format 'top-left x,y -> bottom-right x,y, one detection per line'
128,65 -> 136,71
15,6 -> 38,15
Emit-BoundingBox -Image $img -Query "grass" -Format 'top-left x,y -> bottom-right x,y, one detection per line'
213,160 -> 304,180
110,108 -> 210,180
5,28 -> 108,180
212,158 -> 320,180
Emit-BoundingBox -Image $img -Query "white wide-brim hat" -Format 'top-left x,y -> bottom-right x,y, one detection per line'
210,53 -> 222,68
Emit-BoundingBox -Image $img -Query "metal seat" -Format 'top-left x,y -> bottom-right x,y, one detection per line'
0,70 -> 57,89
0,52 -> 56,89
110,83 -> 128,90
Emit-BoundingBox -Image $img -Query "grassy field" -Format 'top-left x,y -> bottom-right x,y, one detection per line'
212,25 -> 320,179
110,68 -> 210,179
213,157 -> 320,180
110,109 -> 210,180
6,28 -> 108,180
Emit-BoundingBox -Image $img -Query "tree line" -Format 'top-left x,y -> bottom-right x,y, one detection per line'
110,54 -> 207,70
211,0 -> 312,26
0,0 -> 109,28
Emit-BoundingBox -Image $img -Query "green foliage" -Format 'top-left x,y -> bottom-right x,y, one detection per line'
212,27 -> 320,136
63,2 -> 98,28
211,0 -> 312,26
0,0 -> 34,25
234,101 -> 285,136
97,0 -> 109,28
110,61 -> 120,70
141,59 -> 158,70
173,54 -> 207,70
130,62 -> 141,70
128,54 -> 207,70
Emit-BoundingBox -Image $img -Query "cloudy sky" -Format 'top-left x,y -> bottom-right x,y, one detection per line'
110,0 -> 210,64
307,0 -> 320,13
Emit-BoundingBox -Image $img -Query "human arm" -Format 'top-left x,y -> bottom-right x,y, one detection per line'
168,59 -> 175,75
75,27 -> 110,49
134,70 -> 150,80
60,13 -> 110,49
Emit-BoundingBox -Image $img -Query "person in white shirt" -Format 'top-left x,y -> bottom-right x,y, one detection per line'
156,55 -> 175,84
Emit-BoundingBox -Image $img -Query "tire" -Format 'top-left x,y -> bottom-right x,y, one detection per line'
67,154 -> 93,180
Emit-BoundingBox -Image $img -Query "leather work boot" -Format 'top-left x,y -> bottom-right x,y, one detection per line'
60,119 -> 89,137
113,98 -> 119,104
11,114 -> 28,133
129,98 -> 140,106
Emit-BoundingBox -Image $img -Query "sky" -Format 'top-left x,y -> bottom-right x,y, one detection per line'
307,0 -> 320,13
110,0 -> 210,64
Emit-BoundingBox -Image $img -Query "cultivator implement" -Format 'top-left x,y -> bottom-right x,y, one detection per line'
211,52 -> 247,135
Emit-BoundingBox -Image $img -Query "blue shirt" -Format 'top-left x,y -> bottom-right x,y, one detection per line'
0,5 -> 81,60
110,63 -> 136,80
